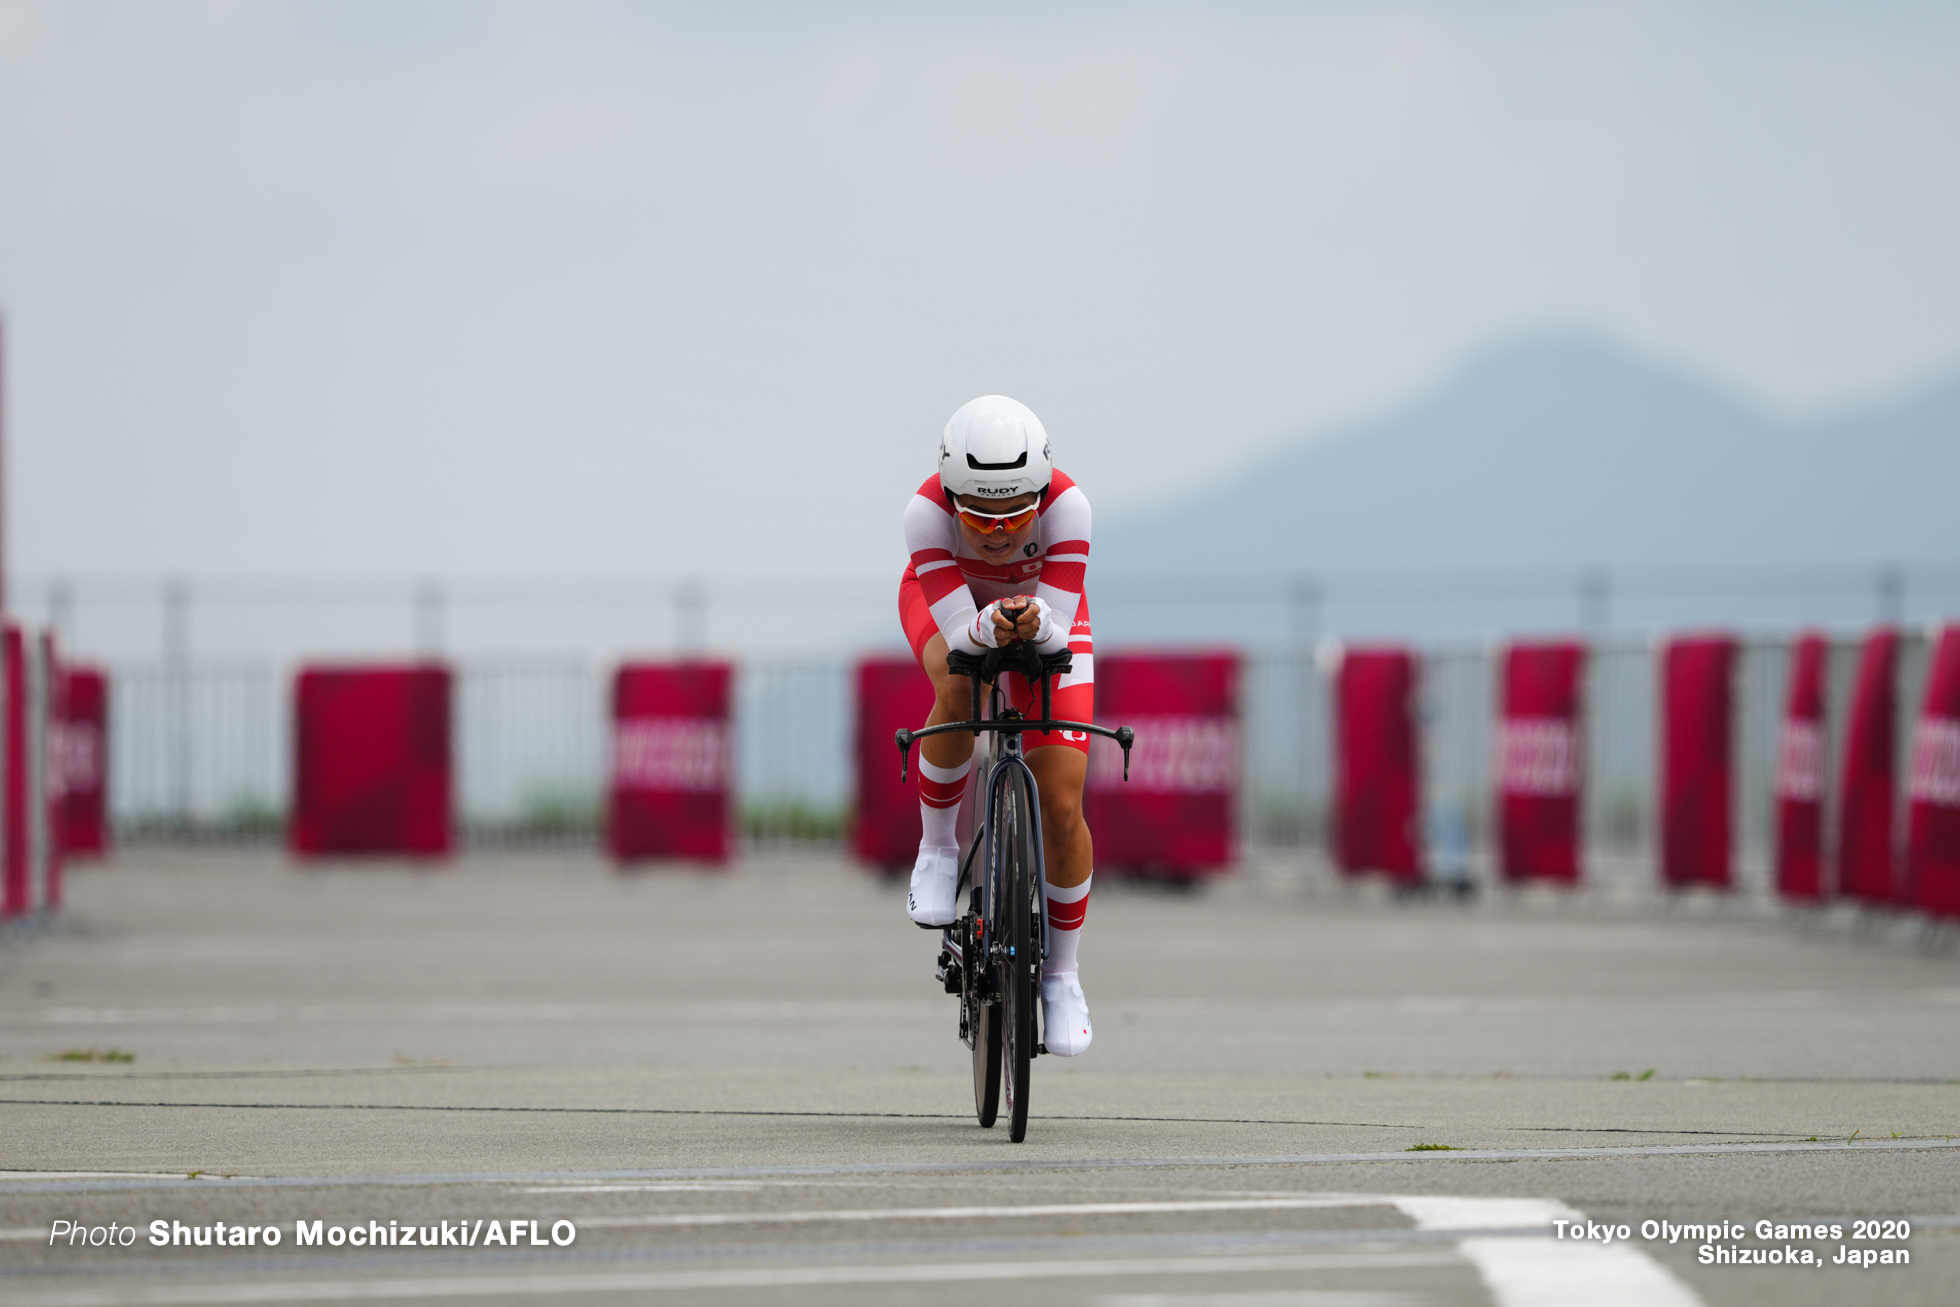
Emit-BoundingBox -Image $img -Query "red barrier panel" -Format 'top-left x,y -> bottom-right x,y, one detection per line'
38,632 -> 65,913
1909,625 -> 1960,918
55,666 -> 109,860
1660,635 -> 1736,889
1332,646 -> 1421,881
2,625 -> 25,917
1085,652 -> 1240,877
1836,628 -> 1900,904
1495,641 -> 1585,884
1774,632 -> 1829,901
290,665 -> 452,858
852,656 -> 936,872
608,661 -> 734,864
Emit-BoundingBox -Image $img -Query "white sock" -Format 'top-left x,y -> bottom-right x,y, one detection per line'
917,755 -> 971,850
1043,875 -> 1091,977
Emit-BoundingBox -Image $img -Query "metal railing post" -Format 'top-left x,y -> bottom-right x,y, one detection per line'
676,580 -> 707,653
163,578 -> 192,833
415,580 -> 445,656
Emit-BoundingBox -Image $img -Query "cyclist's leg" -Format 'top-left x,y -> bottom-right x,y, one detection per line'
916,635 -> 978,772
1031,744 -> 1093,1055
1021,596 -> 1097,1054
900,571 -> 975,925
1021,590 -> 1095,891
1028,724 -> 1092,992
1026,741 -> 1090,889
899,568 -> 978,772
913,635 -> 972,840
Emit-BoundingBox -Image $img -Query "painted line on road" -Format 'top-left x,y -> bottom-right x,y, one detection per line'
521,1181 -> 772,1194
1097,1301 -> 1419,1307
0,1196 -> 1702,1307
10,988 -> 1960,1027
0,1171 -> 210,1180
0,1097 -> 1806,1138
0,1069 -> 463,1084
1,1251 -> 1463,1306
1096,1296 -> 1424,1307
3,1137 -> 1956,1194
576,1196 -> 1401,1227
0,1225 -> 1632,1272
0,1001 -> 936,1027
7,1066 -> 1960,1086
1391,1196 -> 1699,1307
566,1194 -> 1700,1306
0,1097 -> 1416,1129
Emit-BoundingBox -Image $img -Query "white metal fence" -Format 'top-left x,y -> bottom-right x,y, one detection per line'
102,632 -> 1940,890
104,656 -> 861,847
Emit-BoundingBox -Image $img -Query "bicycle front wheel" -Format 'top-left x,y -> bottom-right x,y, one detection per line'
1000,766 -> 1039,1143
969,908 -> 1001,1127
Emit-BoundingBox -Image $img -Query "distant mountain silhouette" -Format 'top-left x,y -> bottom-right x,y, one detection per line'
1100,334 -> 1960,577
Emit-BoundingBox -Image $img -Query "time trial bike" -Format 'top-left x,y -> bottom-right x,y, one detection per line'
895,639 -> 1135,1142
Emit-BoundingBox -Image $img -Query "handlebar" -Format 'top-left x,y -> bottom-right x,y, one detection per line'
895,641 -> 1136,782
947,643 -> 1072,728
896,719 -> 1136,783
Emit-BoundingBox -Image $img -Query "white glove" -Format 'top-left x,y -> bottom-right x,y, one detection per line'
970,598 -> 1064,651
1030,604 -> 1067,652
969,602 -> 1007,649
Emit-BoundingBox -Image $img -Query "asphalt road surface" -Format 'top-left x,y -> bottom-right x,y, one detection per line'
2,847 -> 1958,1306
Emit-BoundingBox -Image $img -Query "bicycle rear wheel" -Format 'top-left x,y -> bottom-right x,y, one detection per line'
1000,767 -> 1039,1143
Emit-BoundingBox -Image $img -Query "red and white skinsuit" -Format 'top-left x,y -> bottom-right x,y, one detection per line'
896,469 -> 1094,742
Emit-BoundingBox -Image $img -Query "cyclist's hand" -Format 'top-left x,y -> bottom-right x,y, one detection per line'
976,597 -> 1045,647
1003,597 -> 1042,642
971,601 -> 1010,647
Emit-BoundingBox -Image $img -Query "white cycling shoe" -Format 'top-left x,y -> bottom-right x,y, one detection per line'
1041,973 -> 1093,1056
906,845 -> 961,927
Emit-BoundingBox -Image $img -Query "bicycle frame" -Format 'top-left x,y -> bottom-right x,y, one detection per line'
899,641 -> 1136,1136
896,642 -> 1135,998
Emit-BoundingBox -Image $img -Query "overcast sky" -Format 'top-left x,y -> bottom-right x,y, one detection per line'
3,0 -> 1957,584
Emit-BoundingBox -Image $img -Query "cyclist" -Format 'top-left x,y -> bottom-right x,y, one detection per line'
897,395 -> 1096,1056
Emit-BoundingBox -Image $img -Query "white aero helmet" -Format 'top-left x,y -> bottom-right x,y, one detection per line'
938,395 -> 1052,501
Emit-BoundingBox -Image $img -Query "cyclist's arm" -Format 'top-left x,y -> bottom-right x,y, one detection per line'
1028,483 -> 1089,654
904,491 -> 998,656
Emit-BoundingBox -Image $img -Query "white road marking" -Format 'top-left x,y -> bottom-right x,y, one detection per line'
11,988 -> 1959,1027
0,1227 -> 49,1240
1392,1197 -> 1702,1307
520,1182 -> 767,1194
1,1251 -> 1463,1306
0,1171 -> 198,1180
5,1137 -> 1953,1193
0,1192 -> 1705,1304
578,1196 -> 1390,1227
1098,1295 -> 1427,1307
567,1192 -> 1700,1303
1457,1238 -> 1700,1307
0,1001 -> 932,1026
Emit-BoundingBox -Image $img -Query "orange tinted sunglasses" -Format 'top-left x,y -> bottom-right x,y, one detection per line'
955,500 -> 1040,534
